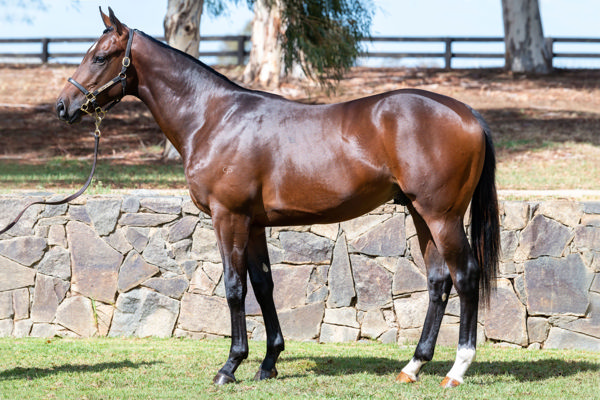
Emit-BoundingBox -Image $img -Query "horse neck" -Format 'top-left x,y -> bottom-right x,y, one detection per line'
131,32 -> 242,160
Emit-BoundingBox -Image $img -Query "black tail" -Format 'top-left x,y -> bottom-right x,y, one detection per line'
469,109 -> 500,306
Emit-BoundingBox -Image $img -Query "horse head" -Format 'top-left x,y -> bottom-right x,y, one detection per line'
56,7 -> 136,124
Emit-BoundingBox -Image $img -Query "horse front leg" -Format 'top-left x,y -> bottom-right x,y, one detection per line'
211,208 -> 252,385
246,226 -> 284,380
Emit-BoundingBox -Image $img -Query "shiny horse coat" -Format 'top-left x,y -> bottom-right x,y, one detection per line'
56,8 -> 500,389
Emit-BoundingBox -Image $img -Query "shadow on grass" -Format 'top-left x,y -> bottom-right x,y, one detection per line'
0,360 -> 163,381
467,359 -> 600,382
481,108 -> 600,149
384,68 -> 600,91
281,355 -> 600,383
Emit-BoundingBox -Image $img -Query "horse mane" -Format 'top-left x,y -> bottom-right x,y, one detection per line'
134,30 -> 244,90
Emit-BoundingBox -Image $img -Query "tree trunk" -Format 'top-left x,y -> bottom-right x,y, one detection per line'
502,0 -> 552,74
164,0 -> 204,57
242,0 -> 284,88
162,0 -> 204,160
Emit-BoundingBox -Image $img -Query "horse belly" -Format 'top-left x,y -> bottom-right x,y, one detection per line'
260,176 -> 395,227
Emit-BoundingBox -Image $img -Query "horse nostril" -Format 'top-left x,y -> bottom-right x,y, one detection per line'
56,100 -> 67,120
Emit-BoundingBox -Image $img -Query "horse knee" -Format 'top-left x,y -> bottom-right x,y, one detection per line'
428,220 -> 479,296
224,287 -> 246,309
427,270 -> 452,303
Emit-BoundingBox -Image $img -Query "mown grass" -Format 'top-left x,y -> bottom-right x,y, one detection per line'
0,338 -> 598,400
0,159 -> 186,193
496,142 -> 600,191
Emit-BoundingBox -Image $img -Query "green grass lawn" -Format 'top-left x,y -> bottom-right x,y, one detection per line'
496,142 -> 600,191
0,159 -> 186,193
0,338 -> 598,399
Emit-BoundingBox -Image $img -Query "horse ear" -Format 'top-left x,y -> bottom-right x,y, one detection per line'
99,7 -> 111,30
99,7 -> 125,36
107,7 -> 125,36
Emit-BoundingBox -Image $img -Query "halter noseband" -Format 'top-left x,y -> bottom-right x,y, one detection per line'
68,29 -> 136,119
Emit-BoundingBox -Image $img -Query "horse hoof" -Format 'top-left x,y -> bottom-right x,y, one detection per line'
440,376 -> 461,388
213,372 -> 236,385
396,371 -> 417,383
254,367 -> 278,381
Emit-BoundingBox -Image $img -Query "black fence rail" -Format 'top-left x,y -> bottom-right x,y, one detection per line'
361,36 -> 600,68
1,35 -> 600,69
0,35 -> 251,65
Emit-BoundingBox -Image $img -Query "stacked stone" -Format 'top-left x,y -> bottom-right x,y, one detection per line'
491,201 -> 599,350
0,194 -> 598,351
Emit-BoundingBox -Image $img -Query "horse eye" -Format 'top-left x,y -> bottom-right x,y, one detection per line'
93,55 -> 107,64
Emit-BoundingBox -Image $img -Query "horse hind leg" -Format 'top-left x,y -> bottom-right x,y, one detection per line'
397,206 -> 453,383
427,215 -> 480,388
246,226 -> 284,380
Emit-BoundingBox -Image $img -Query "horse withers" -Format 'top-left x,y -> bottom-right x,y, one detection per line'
56,8 -> 500,389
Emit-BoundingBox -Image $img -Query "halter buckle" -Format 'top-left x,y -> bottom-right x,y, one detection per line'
80,100 -> 92,114
92,107 -> 106,138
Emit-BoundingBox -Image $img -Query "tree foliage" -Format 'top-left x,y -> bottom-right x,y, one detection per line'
281,0 -> 372,82
248,0 -> 373,84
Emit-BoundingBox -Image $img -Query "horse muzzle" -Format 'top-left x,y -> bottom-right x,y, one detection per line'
56,98 -> 83,124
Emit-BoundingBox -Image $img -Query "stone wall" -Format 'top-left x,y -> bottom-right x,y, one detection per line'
0,194 -> 598,350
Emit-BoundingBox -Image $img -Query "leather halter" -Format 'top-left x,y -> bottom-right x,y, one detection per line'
68,28 -> 136,117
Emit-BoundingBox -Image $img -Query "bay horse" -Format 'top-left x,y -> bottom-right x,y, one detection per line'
56,8 -> 499,388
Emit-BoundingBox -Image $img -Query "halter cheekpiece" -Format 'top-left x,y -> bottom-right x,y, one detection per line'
68,28 -> 136,119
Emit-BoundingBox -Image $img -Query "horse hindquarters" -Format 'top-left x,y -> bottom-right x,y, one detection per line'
436,125 -> 500,385
399,110 -> 500,387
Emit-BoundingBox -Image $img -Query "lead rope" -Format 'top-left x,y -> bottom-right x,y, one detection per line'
0,111 -> 103,235
1,29 -> 135,235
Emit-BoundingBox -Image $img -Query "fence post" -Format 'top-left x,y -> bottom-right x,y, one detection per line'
545,37 -> 555,68
444,38 -> 452,70
41,38 -> 49,63
236,36 -> 246,66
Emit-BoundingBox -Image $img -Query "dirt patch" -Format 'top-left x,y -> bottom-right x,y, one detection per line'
0,101 -> 163,162
0,65 -> 164,163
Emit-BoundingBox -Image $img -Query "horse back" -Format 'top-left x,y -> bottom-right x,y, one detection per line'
186,88 -> 485,225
